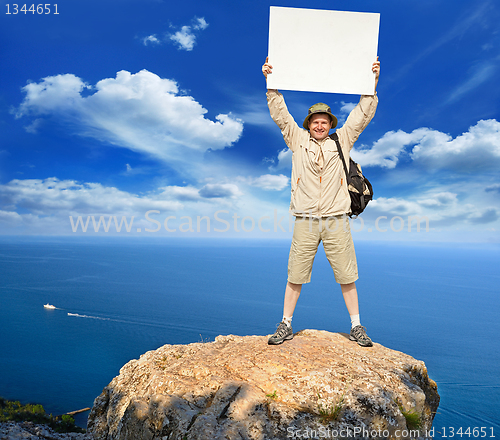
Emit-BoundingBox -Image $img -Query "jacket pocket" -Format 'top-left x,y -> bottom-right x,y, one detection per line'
291,175 -> 301,204
293,176 -> 316,214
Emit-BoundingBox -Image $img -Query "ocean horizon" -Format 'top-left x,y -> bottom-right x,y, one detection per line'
0,236 -> 499,434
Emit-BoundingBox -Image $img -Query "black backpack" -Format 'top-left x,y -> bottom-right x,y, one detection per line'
330,133 -> 373,218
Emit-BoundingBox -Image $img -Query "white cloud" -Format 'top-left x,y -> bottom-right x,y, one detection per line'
352,129 -> 426,169
24,118 -> 43,134
198,183 -> 242,199
193,17 -> 208,31
0,210 -> 23,225
0,178 -> 183,215
169,17 -> 209,51
265,117 -> 500,173
468,208 -> 499,224
142,35 -> 160,45
15,70 -> 243,166
140,17 -> 209,51
335,101 -> 357,126
340,101 -> 356,114
160,182 -> 244,201
0,178 -> 247,217
366,184 -> 499,229
244,174 -> 289,191
353,119 -> 500,170
122,163 -> 151,177
417,192 -> 459,208
16,73 -> 90,114
170,26 -> 197,51
0,177 -> 293,236
370,191 -> 463,218
0,177 -> 246,234
268,148 -> 292,171
160,185 -> 203,202
410,119 -> 500,169
1,175 -> 498,238
369,197 -> 425,217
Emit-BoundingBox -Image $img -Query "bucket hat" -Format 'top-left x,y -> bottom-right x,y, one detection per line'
302,103 -> 338,129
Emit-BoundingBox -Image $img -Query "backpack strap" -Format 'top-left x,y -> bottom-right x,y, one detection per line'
330,133 -> 349,179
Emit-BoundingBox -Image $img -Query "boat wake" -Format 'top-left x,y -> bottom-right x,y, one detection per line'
67,313 -> 110,321
65,311 -> 209,334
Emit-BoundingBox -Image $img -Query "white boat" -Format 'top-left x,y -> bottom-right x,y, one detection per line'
44,304 -> 56,309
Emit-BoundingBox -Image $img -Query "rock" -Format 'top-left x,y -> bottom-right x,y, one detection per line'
87,330 -> 439,440
0,421 -> 92,439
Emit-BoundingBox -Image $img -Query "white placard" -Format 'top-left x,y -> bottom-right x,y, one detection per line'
267,6 -> 380,95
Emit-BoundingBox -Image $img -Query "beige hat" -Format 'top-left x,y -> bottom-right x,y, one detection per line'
302,102 -> 338,129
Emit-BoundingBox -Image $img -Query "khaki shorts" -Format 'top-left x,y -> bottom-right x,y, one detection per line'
287,216 -> 358,285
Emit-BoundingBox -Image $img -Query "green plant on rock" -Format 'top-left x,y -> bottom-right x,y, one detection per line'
317,392 -> 345,424
266,390 -> 278,400
198,334 -> 211,343
57,414 -> 79,432
396,400 -> 422,430
316,377 -> 352,425
0,397 -> 85,433
1,398 -> 47,424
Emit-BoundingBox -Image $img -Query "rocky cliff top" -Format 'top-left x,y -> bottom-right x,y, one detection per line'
88,330 -> 439,440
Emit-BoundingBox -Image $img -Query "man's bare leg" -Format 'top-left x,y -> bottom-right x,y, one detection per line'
283,281 -> 302,318
340,282 -> 359,316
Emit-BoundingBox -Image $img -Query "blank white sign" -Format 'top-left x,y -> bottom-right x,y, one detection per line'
267,7 -> 380,95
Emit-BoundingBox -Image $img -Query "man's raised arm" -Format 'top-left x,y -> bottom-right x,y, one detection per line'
263,57 -> 302,152
337,58 -> 380,149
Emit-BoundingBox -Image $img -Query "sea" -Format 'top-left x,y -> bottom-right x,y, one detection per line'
0,236 -> 499,437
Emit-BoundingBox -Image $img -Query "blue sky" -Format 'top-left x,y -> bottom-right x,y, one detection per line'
1,0 -> 499,241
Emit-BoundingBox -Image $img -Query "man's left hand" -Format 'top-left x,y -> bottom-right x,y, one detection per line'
372,56 -> 380,92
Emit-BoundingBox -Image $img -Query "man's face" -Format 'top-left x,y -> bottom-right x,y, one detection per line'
308,113 -> 332,140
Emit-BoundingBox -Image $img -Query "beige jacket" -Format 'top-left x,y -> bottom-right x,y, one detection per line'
267,89 -> 378,217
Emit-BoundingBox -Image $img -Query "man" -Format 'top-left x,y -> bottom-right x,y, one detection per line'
263,56 -> 380,347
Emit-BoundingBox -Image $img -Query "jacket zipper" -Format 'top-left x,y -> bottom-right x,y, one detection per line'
318,174 -> 322,216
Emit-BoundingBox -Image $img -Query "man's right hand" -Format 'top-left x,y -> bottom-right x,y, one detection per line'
262,57 -> 273,79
